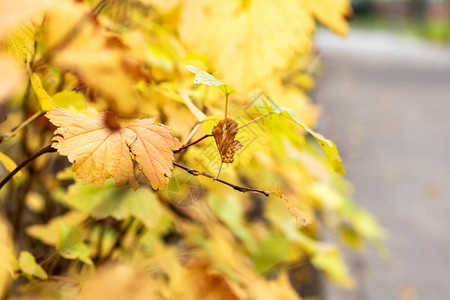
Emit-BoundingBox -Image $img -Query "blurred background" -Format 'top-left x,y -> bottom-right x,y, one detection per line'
315,0 -> 450,299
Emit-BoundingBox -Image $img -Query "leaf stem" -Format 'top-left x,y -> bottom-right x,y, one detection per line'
216,161 -> 223,180
0,145 -> 56,190
237,112 -> 272,130
173,134 -> 213,154
224,93 -> 229,118
173,161 -> 269,196
0,110 -> 44,143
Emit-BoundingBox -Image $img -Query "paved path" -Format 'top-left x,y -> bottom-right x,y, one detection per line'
314,29 -> 450,300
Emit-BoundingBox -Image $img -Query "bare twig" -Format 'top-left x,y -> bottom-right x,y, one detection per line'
0,110 -> 44,143
173,161 -> 269,196
173,134 -> 213,154
237,112 -> 272,130
0,145 -> 56,190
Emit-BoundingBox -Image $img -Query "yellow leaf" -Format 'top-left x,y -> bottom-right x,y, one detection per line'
27,211 -> 87,246
179,0 -> 314,92
18,251 -> 48,280
6,23 -> 35,65
30,73 -> 55,111
46,108 -> 181,190
0,215 -> 14,297
0,152 -> 22,180
307,0 -> 352,36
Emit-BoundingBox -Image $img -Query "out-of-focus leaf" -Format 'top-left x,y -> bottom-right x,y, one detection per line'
0,152 -> 22,180
208,195 -> 257,254
0,215 -> 14,297
179,0 -> 314,92
66,179 -> 172,231
52,91 -> 87,112
307,0 -> 352,36
6,23 -> 35,65
75,264 -> 159,300
18,251 -> 47,280
311,246 -> 355,289
253,96 -> 345,175
46,107 -> 181,190
30,73 -> 55,111
185,65 -> 234,95
27,211 -> 87,246
56,222 -> 93,265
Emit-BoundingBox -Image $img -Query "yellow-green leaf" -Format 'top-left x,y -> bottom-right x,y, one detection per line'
311,247 -> 355,289
56,222 -> 93,265
18,251 -> 47,280
185,65 -> 234,95
0,152 -> 22,180
6,23 -> 35,65
65,179 -> 172,231
30,74 -> 55,111
254,96 -> 345,175
52,91 -> 87,111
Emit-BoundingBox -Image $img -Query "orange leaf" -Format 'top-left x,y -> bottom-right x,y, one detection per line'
212,118 -> 242,164
46,108 -> 180,190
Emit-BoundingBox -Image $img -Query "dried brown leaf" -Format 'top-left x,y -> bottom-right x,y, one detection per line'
212,118 -> 243,164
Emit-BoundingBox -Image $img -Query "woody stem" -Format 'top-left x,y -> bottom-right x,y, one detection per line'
173,161 -> 269,197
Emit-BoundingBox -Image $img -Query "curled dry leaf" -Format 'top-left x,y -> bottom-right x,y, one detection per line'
46,108 -> 180,190
212,118 -> 243,164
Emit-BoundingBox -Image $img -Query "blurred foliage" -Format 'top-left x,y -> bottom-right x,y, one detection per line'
0,0 -> 385,299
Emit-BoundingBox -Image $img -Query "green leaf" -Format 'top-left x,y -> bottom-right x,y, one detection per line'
6,23 -> 35,65
208,194 -> 257,254
185,65 -> 234,95
52,91 -> 87,111
65,179 -> 172,231
311,246 -> 355,289
0,152 -> 22,180
27,211 -> 87,246
56,222 -> 93,265
253,96 -> 345,175
18,251 -> 47,280
30,74 -> 55,112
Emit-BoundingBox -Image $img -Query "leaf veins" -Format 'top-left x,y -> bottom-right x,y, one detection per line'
46,108 -> 180,190
212,118 -> 243,164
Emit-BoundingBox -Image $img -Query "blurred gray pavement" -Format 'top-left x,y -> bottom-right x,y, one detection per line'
314,29 -> 450,300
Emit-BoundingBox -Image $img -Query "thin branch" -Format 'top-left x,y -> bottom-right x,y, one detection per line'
182,122 -> 201,145
173,134 -> 213,154
224,93 -> 229,118
0,110 -> 44,143
173,161 -> 269,196
0,145 -> 56,190
237,112 -> 272,130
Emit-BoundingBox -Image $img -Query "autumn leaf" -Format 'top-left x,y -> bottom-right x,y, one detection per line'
46,108 -> 181,190
253,96 -> 345,175
307,0 -> 352,36
212,118 -> 242,164
18,251 -> 48,280
179,0 -> 314,92
185,65 -> 234,95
